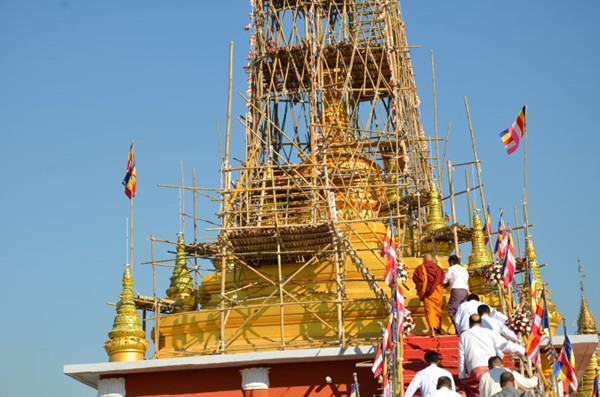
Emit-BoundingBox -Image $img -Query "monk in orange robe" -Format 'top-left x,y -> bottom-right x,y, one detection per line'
412,254 -> 445,336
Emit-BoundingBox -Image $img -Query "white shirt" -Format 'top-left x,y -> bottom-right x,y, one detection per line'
455,300 -> 509,335
434,387 -> 463,397
482,315 -> 517,342
479,367 -> 539,397
458,326 -> 525,379
405,364 -> 456,397
444,265 -> 469,290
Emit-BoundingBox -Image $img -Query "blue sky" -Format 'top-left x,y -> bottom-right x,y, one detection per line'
1,1 -> 598,396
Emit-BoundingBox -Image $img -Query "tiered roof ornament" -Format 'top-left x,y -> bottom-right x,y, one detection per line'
421,181 -> 452,257
577,261 -> 599,397
166,233 -> 196,312
468,211 -> 492,270
104,266 -> 149,362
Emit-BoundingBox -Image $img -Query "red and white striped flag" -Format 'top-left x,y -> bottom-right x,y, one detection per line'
371,340 -> 384,378
502,230 -> 516,288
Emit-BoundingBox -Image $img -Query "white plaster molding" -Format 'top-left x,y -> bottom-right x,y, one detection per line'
97,377 -> 126,397
239,367 -> 270,390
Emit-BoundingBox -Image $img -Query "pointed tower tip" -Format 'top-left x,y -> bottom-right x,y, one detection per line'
468,211 -> 492,270
577,266 -> 597,335
166,233 -> 196,313
104,267 -> 149,362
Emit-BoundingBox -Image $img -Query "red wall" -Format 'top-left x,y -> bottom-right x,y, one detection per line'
103,359 -> 378,396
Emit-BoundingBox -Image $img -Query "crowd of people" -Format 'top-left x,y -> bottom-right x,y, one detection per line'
406,254 -> 538,397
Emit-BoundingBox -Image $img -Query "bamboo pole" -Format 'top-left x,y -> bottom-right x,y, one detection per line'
151,235 -> 159,358
431,50 -> 441,195
465,169 -> 472,226
440,121 -> 451,192
447,160 -> 460,256
513,205 -> 522,258
219,41 -> 234,353
180,160 -> 185,234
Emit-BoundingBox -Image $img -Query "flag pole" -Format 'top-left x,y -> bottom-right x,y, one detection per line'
431,50 -> 442,197
523,104 -> 529,239
352,372 -> 360,397
130,192 -> 134,276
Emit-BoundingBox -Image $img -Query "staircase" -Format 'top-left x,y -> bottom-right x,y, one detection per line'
402,335 -> 517,395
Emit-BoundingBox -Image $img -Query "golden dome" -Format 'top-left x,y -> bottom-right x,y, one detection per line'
468,211 -> 492,270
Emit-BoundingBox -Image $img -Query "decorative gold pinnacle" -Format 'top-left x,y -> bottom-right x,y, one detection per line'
166,233 -> 196,312
424,181 -> 446,233
468,211 -> 492,270
104,266 -> 149,362
524,239 -> 544,300
577,262 -> 597,335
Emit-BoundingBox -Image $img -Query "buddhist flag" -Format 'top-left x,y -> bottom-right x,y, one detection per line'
495,210 -> 508,259
122,142 -> 137,199
499,105 -> 527,154
591,370 -> 599,397
502,230 -> 516,288
553,324 -> 578,393
349,380 -> 359,397
381,217 -> 394,257
382,313 -> 394,351
525,290 -> 547,365
371,340 -> 384,378
483,204 -> 492,244
528,266 -> 537,302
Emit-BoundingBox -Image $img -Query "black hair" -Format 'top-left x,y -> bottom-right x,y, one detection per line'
477,304 -> 491,316
469,314 -> 482,327
488,356 -> 503,369
424,351 -> 440,364
466,294 -> 480,302
448,255 -> 461,265
437,376 -> 453,389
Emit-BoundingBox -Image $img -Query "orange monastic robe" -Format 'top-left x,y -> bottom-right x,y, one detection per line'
412,260 -> 444,331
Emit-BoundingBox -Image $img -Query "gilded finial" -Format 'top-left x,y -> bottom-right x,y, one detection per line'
166,233 -> 196,312
104,266 -> 149,362
468,211 -> 492,270
577,260 -> 597,335
524,238 -> 544,300
424,180 -> 446,232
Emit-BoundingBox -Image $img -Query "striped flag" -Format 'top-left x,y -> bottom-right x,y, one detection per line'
381,217 -> 394,256
382,313 -> 393,351
371,340 -> 384,378
502,230 -> 516,287
382,351 -> 390,397
384,240 -> 398,288
528,265 -> 537,302
525,290 -> 547,364
499,105 -> 527,154
553,324 -> 578,393
483,204 -> 492,244
122,142 -> 137,199
495,211 -> 508,259
394,275 -> 405,329
591,369 -> 599,397
350,379 -> 359,397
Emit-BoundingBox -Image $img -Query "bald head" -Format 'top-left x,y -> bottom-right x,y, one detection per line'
424,254 -> 433,262
469,314 -> 482,327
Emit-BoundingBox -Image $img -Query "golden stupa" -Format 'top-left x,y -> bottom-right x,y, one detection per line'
104,266 -> 149,362
577,264 -> 599,397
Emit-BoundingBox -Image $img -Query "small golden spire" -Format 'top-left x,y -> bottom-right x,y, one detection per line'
524,238 -> 544,300
577,260 -> 597,335
166,233 -> 196,312
424,181 -> 446,233
468,211 -> 492,270
104,266 -> 149,362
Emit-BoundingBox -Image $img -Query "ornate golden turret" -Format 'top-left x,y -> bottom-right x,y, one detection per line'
468,212 -> 492,270
577,264 -> 599,397
166,233 -> 196,312
424,181 -> 445,233
421,181 -> 452,257
104,266 -> 149,362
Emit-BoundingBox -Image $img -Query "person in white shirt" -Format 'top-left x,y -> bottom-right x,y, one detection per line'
478,305 -> 517,343
405,351 -> 456,397
458,314 -> 525,397
443,254 -> 469,331
434,376 -> 463,397
455,294 -> 509,335
479,356 -> 538,397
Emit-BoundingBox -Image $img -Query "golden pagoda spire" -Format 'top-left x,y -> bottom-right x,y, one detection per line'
577,260 -> 599,397
104,266 -> 149,362
577,260 -> 597,334
166,233 -> 196,312
424,180 -> 446,233
421,181 -> 453,257
468,211 -> 492,270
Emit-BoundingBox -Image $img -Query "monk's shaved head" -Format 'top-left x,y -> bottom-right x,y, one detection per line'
423,254 -> 433,261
